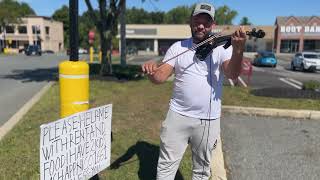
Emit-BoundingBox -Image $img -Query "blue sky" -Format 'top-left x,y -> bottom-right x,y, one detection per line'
19,0 -> 320,25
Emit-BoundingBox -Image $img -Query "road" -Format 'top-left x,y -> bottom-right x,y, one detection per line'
221,113 -> 320,180
0,54 -> 70,126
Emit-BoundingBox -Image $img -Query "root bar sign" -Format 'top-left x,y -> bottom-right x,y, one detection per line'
40,104 -> 112,180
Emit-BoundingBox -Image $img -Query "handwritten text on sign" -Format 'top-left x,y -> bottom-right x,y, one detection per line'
40,104 -> 112,180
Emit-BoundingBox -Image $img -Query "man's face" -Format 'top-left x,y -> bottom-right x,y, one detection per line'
190,13 -> 214,43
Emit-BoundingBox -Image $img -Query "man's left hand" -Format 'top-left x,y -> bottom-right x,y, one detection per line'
231,26 -> 246,54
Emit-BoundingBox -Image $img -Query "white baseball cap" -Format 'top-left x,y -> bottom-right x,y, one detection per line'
192,2 -> 215,21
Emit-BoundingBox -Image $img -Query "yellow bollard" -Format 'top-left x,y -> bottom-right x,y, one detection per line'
99,51 -> 102,63
90,46 -> 94,63
59,61 -> 89,118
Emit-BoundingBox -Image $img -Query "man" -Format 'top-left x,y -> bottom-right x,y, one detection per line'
142,2 -> 246,180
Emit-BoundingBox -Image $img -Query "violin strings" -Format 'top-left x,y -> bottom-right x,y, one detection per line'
159,33 -> 223,66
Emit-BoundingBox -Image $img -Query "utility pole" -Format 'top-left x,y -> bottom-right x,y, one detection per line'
69,0 -> 79,61
120,0 -> 126,67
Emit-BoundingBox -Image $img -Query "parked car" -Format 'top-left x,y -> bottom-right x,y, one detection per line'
252,51 -> 277,67
78,48 -> 88,54
66,48 -> 88,55
42,50 -> 54,54
127,47 -> 138,55
25,45 -> 42,56
291,52 -> 320,72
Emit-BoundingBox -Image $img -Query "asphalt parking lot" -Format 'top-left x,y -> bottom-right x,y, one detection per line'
222,113 -> 320,180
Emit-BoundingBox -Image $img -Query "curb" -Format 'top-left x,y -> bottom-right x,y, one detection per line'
222,105 -> 320,120
211,136 -> 227,180
0,82 -> 54,141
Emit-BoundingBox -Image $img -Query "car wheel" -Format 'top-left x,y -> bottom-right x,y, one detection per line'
291,63 -> 296,71
301,63 -> 306,71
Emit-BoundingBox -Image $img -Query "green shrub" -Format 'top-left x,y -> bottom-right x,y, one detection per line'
89,63 -> 144,80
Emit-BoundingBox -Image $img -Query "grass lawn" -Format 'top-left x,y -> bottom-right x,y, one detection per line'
0,79 -> 319,179
223,87 -> 320,110
0,79 -> 193,179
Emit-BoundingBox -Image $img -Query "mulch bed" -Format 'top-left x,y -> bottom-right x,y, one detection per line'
251,87 -> 320,99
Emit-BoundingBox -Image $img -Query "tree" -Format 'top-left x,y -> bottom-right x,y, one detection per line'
84,0 -> 123,75
240,16 -> 252,25
52,5 -> 70,48
124,7 -> 165,24
164,5 -> 193,24
18,2 -> 36,15
126,7 -> 151,24
0,0 -> 35,48
79,11 -> 97,48
214,5 -> 238,25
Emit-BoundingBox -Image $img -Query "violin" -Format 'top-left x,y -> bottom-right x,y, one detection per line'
195,28 -> 266,60
161,28 -> 265,64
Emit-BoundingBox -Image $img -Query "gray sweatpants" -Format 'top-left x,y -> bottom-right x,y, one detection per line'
157,109 -> 220,180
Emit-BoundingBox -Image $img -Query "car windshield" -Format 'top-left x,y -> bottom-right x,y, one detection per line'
304,54 -> 318,59
28,46 -> 34,50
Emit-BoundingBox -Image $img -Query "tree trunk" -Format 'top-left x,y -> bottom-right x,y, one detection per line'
120,0 -> 126,67
99,30 -> 111,76
2,25 -> 7,48
106,34 -> 113,75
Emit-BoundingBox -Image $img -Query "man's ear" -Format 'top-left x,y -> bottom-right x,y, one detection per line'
211,21 -> 216,29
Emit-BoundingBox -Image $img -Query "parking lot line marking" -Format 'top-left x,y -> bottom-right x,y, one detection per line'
238,76 -> 247,87
286,78 -> 303,86
228,79 -> 234,86
279,78 -> 302,89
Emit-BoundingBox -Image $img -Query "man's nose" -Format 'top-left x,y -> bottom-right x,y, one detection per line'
197,23 -> 205,30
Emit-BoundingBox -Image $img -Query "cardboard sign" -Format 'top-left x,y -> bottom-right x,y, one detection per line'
40,104 -> 112,180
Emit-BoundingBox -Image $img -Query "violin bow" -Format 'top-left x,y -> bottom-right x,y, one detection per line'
158,28 -> 265,66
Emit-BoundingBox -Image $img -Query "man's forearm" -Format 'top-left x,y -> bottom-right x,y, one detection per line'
226,49 -> 244,79
147,64 -> 173,84
148,73 -> 165,84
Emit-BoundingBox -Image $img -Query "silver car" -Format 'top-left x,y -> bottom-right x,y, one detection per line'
291,52 -> 320,72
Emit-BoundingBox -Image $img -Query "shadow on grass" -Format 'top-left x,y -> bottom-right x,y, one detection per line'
110,141 -> 184,180
89,63 -> 145,81
0,67 -> 58,82
1,64 -> 144,83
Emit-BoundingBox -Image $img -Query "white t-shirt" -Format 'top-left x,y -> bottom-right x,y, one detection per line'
163,38 -> 232,119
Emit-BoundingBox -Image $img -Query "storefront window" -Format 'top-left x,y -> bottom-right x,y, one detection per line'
127,39 -> 154,52
304,40 -> 320,52
280,40 -> 299,53
5,26 -> 15,34
45,26 -> 50,35
18,26 -> 27,34
32,26 -> 41,34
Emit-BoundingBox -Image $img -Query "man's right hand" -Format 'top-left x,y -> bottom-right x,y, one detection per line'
141,60 -> 158,75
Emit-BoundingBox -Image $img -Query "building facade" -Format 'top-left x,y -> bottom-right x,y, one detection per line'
118,24 -> 275,55
0,16 -> 64,53
274,16 -> 320,53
